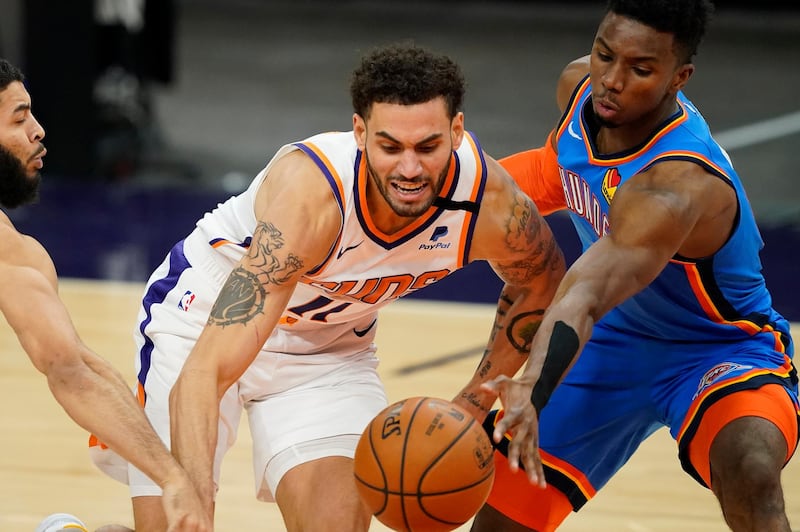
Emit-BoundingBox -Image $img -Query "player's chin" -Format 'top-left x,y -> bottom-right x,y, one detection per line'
25,164 -> 42,179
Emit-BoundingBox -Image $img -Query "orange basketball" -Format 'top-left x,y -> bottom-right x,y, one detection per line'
354,396 -> 495,531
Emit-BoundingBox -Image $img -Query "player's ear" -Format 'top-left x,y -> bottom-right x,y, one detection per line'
353,113 -> 366,150
451,111 -> 465,150
672,63 -> 694,93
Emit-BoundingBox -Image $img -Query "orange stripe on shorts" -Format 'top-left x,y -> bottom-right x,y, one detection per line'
687,383 -> 799,487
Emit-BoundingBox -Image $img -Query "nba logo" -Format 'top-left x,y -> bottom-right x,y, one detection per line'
179,290 -> 196,311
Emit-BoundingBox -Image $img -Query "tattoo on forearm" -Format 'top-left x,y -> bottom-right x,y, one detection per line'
507,309 -> 544,353
486,288 -> 516,348
477,354 -> 492,379
208,266 -> 267,326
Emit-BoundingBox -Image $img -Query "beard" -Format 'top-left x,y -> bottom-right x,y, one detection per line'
0,143 -> 41,208
364,149 -> 450,218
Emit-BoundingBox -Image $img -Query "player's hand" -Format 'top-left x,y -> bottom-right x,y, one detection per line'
481,375 -> 546,488
161,474 -> 214,532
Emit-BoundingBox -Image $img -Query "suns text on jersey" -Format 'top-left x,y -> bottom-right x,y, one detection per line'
306,269 -> 451,305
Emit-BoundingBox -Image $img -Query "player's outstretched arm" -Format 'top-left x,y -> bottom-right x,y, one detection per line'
483,160 -> 736,486
453,156 -> 566,423
169,150 -> 342,510
0,218 -> 211,531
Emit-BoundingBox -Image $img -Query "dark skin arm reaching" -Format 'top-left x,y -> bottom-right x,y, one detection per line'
482,158 -> 736,486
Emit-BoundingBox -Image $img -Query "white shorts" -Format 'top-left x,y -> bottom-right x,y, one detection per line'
91,240 -> 388,502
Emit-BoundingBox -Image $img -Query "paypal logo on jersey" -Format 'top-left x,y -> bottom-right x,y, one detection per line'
419,225 -> 451,250
431,226 -> 448,241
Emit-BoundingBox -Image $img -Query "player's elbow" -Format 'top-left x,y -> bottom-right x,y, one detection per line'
44,352 -> 93,397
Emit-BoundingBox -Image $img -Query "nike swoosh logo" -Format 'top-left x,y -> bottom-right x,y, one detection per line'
337,241 -> 363,259
568,121 -> 582,140
353,319 -> 377,337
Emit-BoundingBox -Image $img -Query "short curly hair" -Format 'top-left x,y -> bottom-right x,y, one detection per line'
607,0 -> 714,63
0,58 -> 24,91
350,42 -> 465,121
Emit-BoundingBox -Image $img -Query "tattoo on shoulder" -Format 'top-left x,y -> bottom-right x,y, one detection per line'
249,221 -> 304,284
208,266 -> 267,327
506,191 -> 541,252
207,220 -> 305,327
498,205 -> 564,284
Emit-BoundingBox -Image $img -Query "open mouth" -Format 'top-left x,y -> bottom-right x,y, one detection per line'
392,181 -> 427,196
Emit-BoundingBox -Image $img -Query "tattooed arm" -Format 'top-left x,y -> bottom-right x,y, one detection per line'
452,155 -> 565,423
169,150 -> 342,512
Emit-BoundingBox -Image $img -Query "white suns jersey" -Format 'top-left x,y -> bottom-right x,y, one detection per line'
184,130 -> 489,355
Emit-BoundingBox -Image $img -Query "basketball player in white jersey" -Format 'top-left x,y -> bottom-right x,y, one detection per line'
91,42 -> 565,531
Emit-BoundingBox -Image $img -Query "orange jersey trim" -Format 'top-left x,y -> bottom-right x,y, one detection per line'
540,449 -> 597,501
293,140 -> 347,277
555,77 -> 690,167
555,77 -> 590,143
584,100 -> 689,166
674,259 -> 783,337
456,133 -> 486,267
355,149 -> 458,245
640,150 -> 733,182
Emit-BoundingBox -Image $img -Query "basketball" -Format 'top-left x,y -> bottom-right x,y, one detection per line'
354,396 -> 495,531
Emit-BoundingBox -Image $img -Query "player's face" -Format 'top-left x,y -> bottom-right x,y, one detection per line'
354,98 -> 464,224
0,81 -> 46,208
589,13 -> 693,130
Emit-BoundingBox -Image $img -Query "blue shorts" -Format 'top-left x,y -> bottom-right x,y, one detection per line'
486,321 -> 798,514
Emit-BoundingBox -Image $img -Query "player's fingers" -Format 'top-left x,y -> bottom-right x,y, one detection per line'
505,424 -> 532,473
520,435 -> 546,488
492,407 -> 519,443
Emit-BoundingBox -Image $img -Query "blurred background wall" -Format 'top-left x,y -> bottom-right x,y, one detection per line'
2,0 -> 799,318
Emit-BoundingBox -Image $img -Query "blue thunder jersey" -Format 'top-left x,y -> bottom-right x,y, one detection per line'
554,76 -> 792,349
183,130 -> 488,355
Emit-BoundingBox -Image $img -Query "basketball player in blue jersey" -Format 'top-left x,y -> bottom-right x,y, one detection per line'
0,58 -> 210,532
471,1 -> 799,531
89,43 -> 566,531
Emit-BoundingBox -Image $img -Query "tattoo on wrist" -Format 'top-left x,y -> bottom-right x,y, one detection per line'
460,392 -> 486,414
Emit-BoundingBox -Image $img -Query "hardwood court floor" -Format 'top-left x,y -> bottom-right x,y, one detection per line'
0,280 -> 797,531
